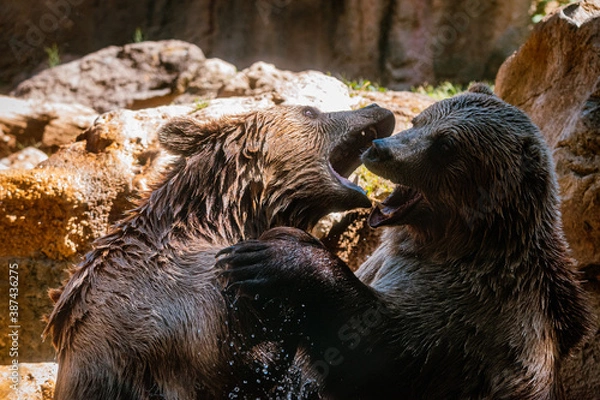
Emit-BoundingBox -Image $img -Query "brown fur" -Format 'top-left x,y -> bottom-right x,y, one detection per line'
44,105 -> 394,399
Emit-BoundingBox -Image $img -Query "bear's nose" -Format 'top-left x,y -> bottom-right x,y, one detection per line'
364,139 -> 393,162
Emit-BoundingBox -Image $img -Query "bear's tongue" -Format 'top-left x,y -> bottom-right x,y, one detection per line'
368,185 -> 423,228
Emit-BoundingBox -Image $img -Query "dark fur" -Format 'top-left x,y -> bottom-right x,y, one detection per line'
44,105 -> 394,400
219,86 -> 592,399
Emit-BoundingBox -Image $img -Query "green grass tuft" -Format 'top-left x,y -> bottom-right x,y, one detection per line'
44,43 -> 61,68
190,99 -> 210,112
133,27 -> 144,43
342,77 -> 387,93
411,81 -> 466,100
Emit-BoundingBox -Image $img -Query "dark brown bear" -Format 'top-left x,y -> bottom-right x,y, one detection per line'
43,104 -> 395,400
218,85 -> 591,399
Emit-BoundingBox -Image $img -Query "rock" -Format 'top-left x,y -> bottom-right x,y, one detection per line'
317,209 -> 383,271
0,147 -> 47,170
0,363 -> 57,400
380,0 -> 532,89
2,1 -> 531,91
495,0 -> 600,270
0,104 -> 194,261
217,61 -> 355,112
0,96 -> 97,157
176,58 -> 238,100
11,41 -> 206,113
495,2 -> 600,398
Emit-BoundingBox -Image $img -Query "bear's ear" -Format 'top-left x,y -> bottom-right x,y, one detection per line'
158,117 -> 209,156
468,83 -> 495,96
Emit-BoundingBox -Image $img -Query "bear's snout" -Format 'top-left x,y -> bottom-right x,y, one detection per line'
363,139 -> 393,163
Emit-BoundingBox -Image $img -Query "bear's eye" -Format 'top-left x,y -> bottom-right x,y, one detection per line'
433,135 -> 455,155
302,107 -> 320,119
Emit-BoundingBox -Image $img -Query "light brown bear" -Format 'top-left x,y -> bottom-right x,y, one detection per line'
44,104 -> 395,399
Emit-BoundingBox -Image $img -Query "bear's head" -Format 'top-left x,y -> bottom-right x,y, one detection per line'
362,84 -> 557,253
157,105 -> 394,239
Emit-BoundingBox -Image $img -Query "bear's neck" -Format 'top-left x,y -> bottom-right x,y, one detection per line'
123,158 -> 313,249
401,196 -> 562,265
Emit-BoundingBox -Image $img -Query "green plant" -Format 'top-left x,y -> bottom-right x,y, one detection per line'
412,81 -> 466,100
190,99 -> 210,113
531,0 -> 576,23
133,27 -> 144,43
412,81 -> 495,100
342,77 -> 387,93
352,165 -> 394,202
44,43 -> 61,68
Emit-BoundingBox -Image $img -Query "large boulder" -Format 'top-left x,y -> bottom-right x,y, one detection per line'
495,0 -> 600,270
10,41 -> 357,114
0,96 -> 97,157
11,40 -> 206,113
220,61 -> 348,109
495,2 -> 600,398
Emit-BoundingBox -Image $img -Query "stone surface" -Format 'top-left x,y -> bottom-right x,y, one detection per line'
0,96 -> 96,157
496,2 -> 600,398
496,0 -> 600,270
2,1 -> 531,90
176,57 -> 239,100
11,40 -> 206,113
0,104 -> 194,261
318,209 -> 383,271
0,363 -> 57,400
0,147 -> 48,170
217,61 -> 356,112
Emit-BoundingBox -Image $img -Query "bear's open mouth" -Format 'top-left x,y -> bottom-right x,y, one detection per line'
329,123 -> 394,195
368,185 -> 423,227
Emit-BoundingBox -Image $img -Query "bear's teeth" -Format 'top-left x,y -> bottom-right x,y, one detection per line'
375,202 -> 392,216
